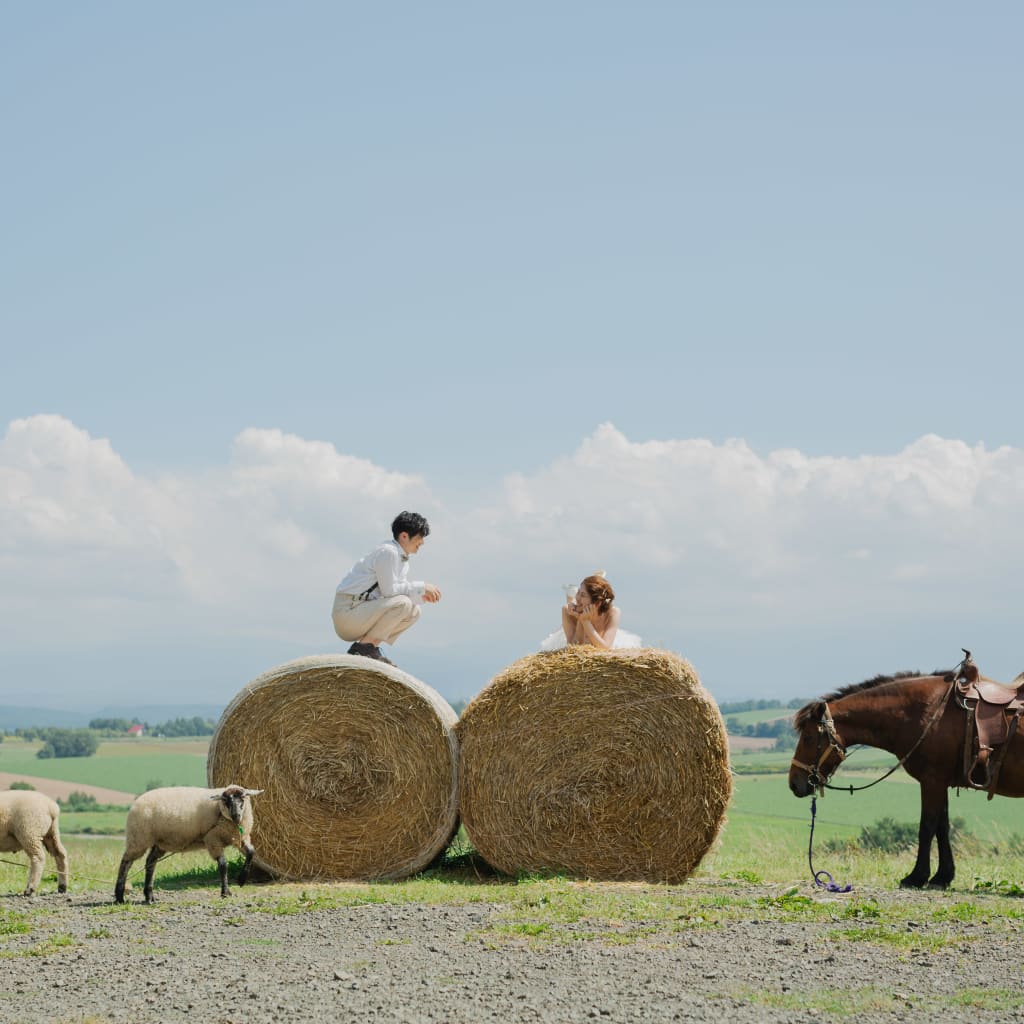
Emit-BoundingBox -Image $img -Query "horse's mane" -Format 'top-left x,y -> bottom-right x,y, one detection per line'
792,668 -> 951,730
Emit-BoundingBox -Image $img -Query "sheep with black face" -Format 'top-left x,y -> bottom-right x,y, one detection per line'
114,785 -> 262,904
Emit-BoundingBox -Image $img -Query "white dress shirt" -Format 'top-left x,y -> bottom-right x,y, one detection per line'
336,540 -> 426,603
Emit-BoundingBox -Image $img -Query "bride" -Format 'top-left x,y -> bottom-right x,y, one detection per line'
540,572 -> 642,651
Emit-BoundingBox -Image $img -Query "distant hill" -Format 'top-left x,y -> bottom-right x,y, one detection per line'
0,704 -> 225,731
91,704 -> 225,724
0,706 -> 92,730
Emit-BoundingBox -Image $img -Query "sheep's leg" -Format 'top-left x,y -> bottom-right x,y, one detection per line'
143,846 -> 163,904
114,854 -> 135,903
217,854 -> 232,897
21,839 -> 45,896
43,828 -> 69,894
237,842 -> 255,886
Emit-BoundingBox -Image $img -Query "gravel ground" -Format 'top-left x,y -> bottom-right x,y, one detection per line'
2,882 -> 1023,1024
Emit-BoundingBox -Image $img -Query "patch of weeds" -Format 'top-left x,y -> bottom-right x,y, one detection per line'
0,911 -> 31,936
85,926 -> 112,939
721,869 -> 761,883
755,889 -> 815,913
26,933 -> 75,957
238,937 -> 279,947
131,944 -> 172,956
949,987 -> 1024,1011
377,937 -> 411,946
930,901 -> 989,923
840,898 -> 882,920
970,876 -> 1024,897
495,921 -> 551,938
268,891 -> 340,916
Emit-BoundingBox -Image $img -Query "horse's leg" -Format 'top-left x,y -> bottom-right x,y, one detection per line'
929,787 -> 955,888
900,781 -> 945,888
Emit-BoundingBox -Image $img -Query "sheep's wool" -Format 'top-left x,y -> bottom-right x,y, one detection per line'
456,647 -> 731,883
208,655 -> 459,881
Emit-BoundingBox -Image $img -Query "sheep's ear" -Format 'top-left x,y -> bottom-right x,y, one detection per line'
243,789 -> 264,797
209,793 -> 222,801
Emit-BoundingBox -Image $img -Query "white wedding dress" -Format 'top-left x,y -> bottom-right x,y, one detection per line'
540,622 -> 643,651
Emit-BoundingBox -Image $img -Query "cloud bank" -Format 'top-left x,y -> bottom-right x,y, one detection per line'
2,415 -> 1020,699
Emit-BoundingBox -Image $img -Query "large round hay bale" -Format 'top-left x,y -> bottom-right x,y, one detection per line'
208,655 -> 459,881
457,647 -> 730,883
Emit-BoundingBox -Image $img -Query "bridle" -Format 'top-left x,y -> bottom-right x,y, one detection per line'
790,702 -> 847,795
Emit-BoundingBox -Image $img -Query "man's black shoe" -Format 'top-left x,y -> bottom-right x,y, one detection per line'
347,642 -> 395,667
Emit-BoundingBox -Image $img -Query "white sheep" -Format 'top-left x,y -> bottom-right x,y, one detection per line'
114,784 -> 262,904
0,791 -> 69,895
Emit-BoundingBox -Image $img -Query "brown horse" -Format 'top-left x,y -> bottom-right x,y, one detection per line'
789,665 -> 1024,888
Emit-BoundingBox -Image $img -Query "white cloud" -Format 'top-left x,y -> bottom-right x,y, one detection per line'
447,424 -> 1024,643
1,416 -> 1021,687
0,416 -> 434,645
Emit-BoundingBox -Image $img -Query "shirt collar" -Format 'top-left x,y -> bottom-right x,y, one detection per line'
388,539 -> 410,562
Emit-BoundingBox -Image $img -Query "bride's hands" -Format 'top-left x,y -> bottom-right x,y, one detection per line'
576,606 -> 599,624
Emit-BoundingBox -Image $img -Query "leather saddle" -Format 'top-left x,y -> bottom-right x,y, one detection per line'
952,653 -> 1024,797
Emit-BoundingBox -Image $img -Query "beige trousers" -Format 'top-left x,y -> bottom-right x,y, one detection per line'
332,592 -> 421,646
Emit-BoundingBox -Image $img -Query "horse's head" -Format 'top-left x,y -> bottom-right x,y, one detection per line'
789,700 -> 847,797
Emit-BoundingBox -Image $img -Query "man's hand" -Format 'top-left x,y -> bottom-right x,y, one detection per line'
423,583 -> 442,603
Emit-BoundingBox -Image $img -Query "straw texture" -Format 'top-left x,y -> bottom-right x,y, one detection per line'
208,655 -> 459,881
457,647 -> 730,883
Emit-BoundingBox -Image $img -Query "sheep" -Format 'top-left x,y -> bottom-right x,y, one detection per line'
114,784 -> 262,904
0,790 -> 69,895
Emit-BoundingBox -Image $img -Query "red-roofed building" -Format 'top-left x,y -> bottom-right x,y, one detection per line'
126,724 -> 144,737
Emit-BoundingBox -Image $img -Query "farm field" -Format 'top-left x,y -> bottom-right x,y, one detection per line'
4,736 -> 1024,869
0,738 -> 207,795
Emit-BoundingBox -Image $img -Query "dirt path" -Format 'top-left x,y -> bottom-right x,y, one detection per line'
0,772 -> 136,805
1,881 -> 1021,1023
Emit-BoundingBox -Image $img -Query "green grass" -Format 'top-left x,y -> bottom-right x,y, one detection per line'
722,707 -> 794,727
0,739 -> 207,793
60,810 -> 131,835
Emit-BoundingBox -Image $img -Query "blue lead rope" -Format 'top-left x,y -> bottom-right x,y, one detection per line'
808,795 -> 853,893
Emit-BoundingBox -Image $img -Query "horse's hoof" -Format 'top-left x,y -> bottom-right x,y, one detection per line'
899,876 -> 927,889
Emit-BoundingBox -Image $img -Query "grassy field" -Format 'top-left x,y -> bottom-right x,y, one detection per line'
721,706 -> 796,727
3,736 -> 1024,894
0,738 -> 207,794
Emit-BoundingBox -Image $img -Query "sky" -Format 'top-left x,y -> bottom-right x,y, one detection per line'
1,3 -> 1022,712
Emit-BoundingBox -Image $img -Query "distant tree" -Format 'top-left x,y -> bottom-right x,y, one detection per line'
59,791 -> 99,811
35,729 -> 99,759
89,717 -> 131,732
144,779 -> 164,792
9,780 -> 35,790
150,716 -> 216,737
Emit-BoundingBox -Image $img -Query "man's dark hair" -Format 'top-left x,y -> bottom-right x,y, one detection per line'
392,511 -> 430,540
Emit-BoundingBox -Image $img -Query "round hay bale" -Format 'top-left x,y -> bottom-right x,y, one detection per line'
208,655 -> 459,881
457,647 -> 730,883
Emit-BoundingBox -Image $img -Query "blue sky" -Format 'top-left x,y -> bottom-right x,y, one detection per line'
1,4 -> 1021,711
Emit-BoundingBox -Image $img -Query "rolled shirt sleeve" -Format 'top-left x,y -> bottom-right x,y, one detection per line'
372,545 -> 426,603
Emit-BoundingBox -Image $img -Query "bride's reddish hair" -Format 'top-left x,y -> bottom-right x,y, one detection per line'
582,575 -> 615,614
